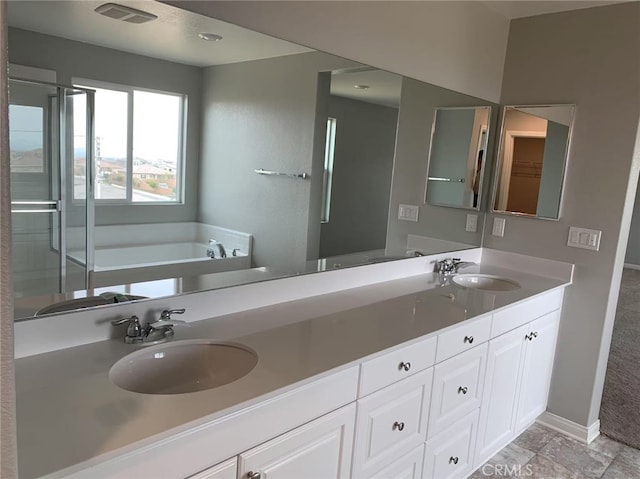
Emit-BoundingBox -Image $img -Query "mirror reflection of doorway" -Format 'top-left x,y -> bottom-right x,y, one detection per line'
506,136 -> 546,214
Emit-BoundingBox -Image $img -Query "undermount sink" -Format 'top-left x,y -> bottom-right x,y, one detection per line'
110,340 -> 258,394
452,274 -> 521,292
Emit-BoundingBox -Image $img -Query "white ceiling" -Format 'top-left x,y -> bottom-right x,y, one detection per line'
482,1 -> 627,19
330,69 -> 403,109
7,0 -> 311,67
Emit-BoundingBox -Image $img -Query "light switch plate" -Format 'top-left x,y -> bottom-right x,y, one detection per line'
568,226 -> 601,251
398,204 -> 419,222
492,217 -> 506,237
466,214 -> 478,233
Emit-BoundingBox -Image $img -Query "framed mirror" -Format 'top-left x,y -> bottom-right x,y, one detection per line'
425,106 -> 491,210
492,105 -> 575,219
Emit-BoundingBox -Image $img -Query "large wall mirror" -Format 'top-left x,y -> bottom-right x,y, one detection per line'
425,106 -> 491,210
7,0 -> 495,320
492,105 -> 575,219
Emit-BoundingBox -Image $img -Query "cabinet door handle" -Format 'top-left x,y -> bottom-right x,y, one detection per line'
247,472 -> 261,479
399,361 -> 411,372
458,386 -> 468,395
525,333 -> 532,341
393,421 -> 405,431
449,456 -> 459,465
464,335 -> 474,344
532,331 -> 538,338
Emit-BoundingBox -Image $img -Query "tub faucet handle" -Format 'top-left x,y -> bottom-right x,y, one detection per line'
207,239 -> 227,258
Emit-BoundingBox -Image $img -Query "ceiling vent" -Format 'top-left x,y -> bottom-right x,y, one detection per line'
94,3 -> 158,24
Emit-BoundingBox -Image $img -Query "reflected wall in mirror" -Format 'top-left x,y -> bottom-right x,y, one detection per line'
426,106 -> 490,210
7,0 -> 492,320
493,105 -> 575,219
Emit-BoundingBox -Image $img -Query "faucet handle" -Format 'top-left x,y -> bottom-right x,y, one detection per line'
111,315 -> 142,340
159,308 -> 185,320
151,318 -> 190,329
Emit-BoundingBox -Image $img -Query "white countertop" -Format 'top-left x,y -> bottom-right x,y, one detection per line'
15,262 -> 571,479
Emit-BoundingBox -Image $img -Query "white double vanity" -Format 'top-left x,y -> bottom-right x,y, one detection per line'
15,248 -> 573,479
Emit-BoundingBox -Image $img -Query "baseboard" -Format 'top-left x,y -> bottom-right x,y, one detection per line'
537,411 -> 600,444
624,262 -> 640,271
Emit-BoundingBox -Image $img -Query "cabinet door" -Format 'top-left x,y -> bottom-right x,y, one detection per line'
428,343 -> 487,438
424,409 -> 479,479
187,458 -> 237,479
367,444 -> 424,479
474,324 -> 528,467
238,404 -> 355,479
515,311 -> 560,433
352,369 -> 432,477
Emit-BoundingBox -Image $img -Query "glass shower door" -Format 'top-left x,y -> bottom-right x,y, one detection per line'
9,79 -> 94,302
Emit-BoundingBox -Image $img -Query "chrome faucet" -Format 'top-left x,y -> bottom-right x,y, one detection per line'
207,239 -> 226,258
112,308 -> 189,344
435,258 -> 476,276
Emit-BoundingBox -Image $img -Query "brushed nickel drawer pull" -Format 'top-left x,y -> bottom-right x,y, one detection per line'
449,456 -> 459,465
393,421 -> 405,431
464,335 -> 474,344
458,386 -> 468,395
399,361 -> 411,372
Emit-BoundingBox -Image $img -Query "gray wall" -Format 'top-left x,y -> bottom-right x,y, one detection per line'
319,95 -> 398,258
8,27 -> 202,226
198,52 -> 356,269
386,77 -> 497,252
625,180 -> 640,266
483,2 -> 640,427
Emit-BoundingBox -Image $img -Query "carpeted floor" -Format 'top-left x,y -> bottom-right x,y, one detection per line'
600,268 -> 640,450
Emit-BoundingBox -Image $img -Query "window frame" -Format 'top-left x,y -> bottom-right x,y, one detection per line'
321,117 -> 337,223
73,78 -> 186,205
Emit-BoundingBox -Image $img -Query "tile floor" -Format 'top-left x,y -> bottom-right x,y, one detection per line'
469,423 -> 640,478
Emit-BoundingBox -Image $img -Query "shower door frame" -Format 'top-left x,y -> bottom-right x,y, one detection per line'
9,77 -> 95,294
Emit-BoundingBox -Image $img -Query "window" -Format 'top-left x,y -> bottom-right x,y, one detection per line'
74,80 -> 185,203
321,117 -> 337,223
9,104 -> 45,173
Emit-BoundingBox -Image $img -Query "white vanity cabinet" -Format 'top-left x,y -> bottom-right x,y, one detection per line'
237,404 -> 356,479
187,458 -> 237,479
49,285 -> 568,479
474,292 -> 562,468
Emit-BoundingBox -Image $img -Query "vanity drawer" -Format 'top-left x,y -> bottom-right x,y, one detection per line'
352,368 -> 433,477
423,408 -> 480,479
436,314 -> 492,363
366,444 -> 425,479
187,458 -> 237,479
492,289 -> 563,337
428,343 -> 487,438
359,336 -> 437,397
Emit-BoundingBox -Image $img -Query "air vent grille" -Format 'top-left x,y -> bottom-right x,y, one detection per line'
95,3 -> 158,24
